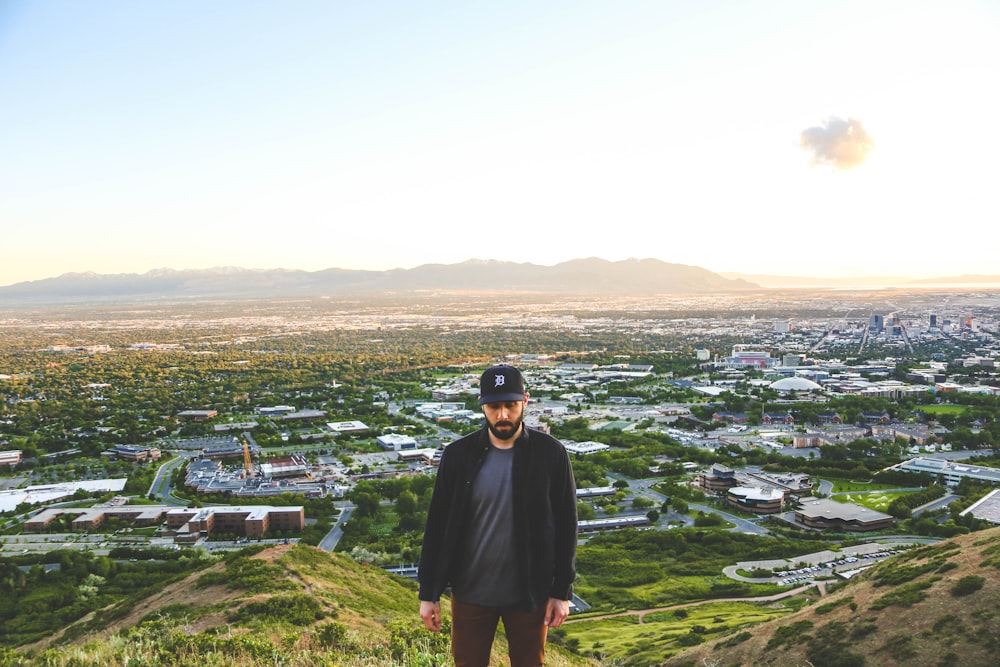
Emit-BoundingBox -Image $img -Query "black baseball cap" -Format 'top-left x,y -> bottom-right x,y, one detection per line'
478,365 -> 526,405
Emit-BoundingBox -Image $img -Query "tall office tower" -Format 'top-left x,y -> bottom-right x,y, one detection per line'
930,314 -> 937,327
869,314 -> 884,333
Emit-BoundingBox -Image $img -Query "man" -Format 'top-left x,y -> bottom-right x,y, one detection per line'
418,364 -> 577,667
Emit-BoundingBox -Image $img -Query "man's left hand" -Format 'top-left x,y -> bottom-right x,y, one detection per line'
544,597 -> 570,627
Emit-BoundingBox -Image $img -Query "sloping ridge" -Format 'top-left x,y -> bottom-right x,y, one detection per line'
665,526 -> 1000,667
25,543 -> 591,667
53,544 -> 417,648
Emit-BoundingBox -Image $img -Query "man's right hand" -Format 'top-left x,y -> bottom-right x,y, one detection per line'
420,600 -> 442,632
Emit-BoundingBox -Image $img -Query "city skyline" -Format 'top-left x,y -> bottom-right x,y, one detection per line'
2,1 -> 999,288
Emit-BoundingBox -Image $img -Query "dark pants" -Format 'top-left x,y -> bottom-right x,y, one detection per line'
450,598 -> 548,667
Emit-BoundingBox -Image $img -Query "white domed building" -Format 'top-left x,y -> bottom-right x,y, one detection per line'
770,377 -> 823,393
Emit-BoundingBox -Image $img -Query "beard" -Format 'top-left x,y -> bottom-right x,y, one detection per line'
487,415 -> 523,441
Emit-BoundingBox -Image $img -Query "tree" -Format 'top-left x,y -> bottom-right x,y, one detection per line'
632,496 -> 654,510
395,490 -> 418,516
351,491 -> 381,519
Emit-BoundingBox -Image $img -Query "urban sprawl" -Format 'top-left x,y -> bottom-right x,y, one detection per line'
3,291 -> 1000,590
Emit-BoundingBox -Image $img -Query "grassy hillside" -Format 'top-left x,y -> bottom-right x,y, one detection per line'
662,526 -> 1000,667
3,544 -> 596,667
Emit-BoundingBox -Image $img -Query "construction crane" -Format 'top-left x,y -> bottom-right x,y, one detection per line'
241,437 -> 254,477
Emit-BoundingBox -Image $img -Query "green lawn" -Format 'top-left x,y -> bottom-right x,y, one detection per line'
916,404 -> 967,416
835,492 -> 907,511
830,480 -> 908,493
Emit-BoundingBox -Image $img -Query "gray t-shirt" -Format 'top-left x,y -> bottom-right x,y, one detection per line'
451,444 -> 520,606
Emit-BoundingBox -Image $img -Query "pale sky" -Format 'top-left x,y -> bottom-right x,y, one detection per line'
2,1 -> 998,287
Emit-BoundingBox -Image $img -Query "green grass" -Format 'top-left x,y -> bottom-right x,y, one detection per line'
574,572 -> 783,612
836,492 -> 908,511
830,480 -> 906,493
916,405 -> 967,416
561,601 -> 797,664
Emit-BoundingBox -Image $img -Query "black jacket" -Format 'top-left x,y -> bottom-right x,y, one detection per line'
417,425 -> 577,610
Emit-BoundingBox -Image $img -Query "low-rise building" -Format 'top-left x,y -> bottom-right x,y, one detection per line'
214,421 -> 259,433
794,497 -> 894,532
762,412 -> 794,425
26,505 -> 172,532
106,444 -> 161,462
260,455 -> 309,478
377,433 -> 418,451
256,406 -> 297,416
327,420 -> 369,433
698,464 -> 738,494
177,409 -> 218,421
564,441 -> 611,455
960,488 -> 1000,525
727,486 -> 784,514
165,505 -> 305,541
577,486 -> 617,498
578,515 -> 650,532
283,409 -> 328,422
889,457 -> 1000,487
0,450 -> 22,467
743,471 -> 812,496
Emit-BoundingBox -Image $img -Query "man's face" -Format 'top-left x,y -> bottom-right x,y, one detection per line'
482,399 -> 526,442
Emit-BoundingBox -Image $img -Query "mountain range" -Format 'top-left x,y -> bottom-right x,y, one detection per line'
2,260 -> 998,306
0,258 -> 757,304
0,259 -> 757,305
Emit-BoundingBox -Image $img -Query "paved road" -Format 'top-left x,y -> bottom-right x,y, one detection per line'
912,494 -> 960,516
148,452 -> 196,505
689,501 -> 769,536
318,503 -> 354,552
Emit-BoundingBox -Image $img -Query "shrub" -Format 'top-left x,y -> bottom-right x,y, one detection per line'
229,593 -> 325,626
717,631 -> 752,647
766,620 -> 814,650
815,597 -> 853,615
870,581 -> 933,610
675,631 -> 704,647
879,633 -> 918,660
314,622 -> 352,650
950,575 -> 985,597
